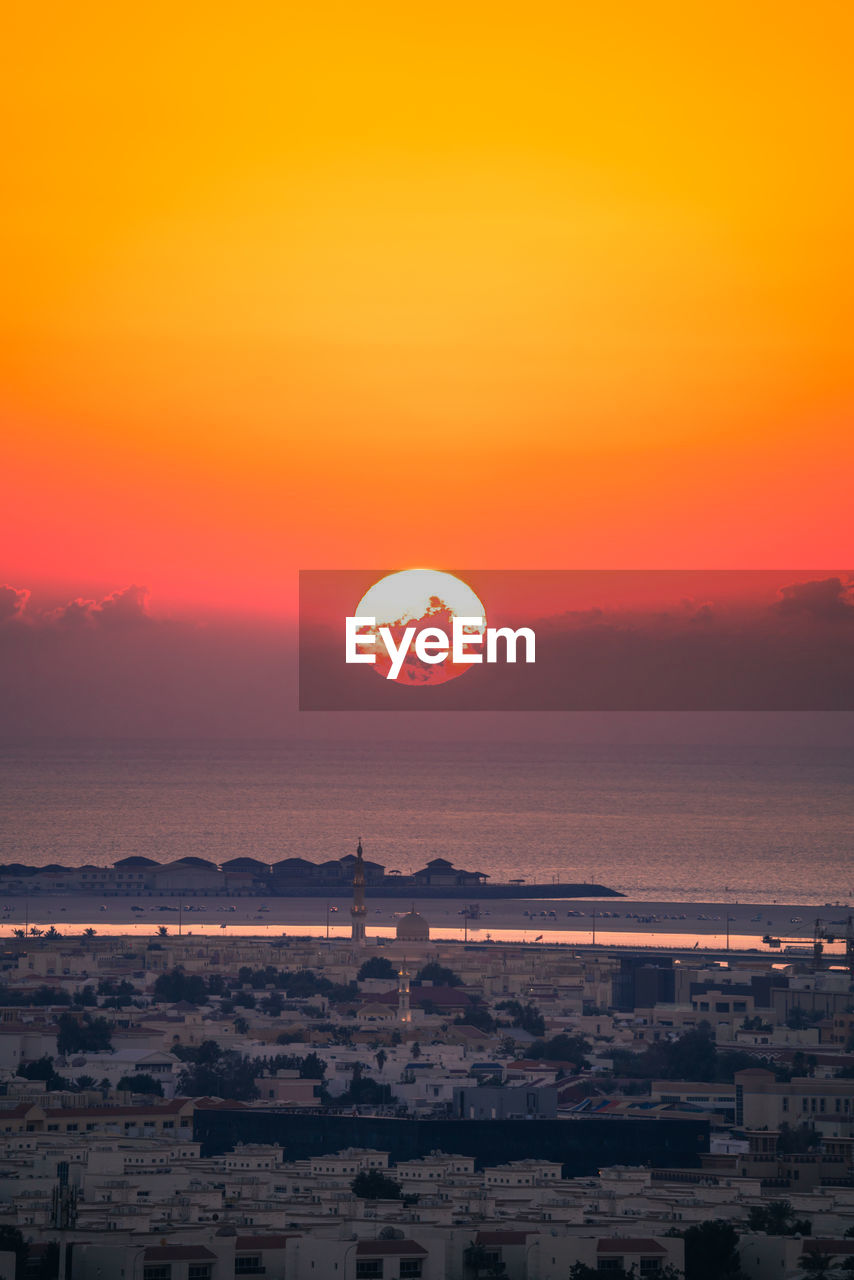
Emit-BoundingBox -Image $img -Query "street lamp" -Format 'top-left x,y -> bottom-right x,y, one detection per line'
343,1238 -> 359,1279
130,1245 -> 148,1280
738,1237 -> 765,1274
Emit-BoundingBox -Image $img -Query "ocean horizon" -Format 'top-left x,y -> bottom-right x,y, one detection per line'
1,739 -> 851,905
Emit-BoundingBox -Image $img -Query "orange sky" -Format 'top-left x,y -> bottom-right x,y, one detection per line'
2,2 -> 852,617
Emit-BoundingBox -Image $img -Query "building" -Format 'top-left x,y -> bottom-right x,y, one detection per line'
412,859 -> 488,887
453,1083 -> 558,1120
396,907 -> 430,943
734,1067 -> 854,1131
398,961 -> 412,1024
352,839 -> 367,947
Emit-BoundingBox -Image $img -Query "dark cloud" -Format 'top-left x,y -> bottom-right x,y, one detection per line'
2,575 -> 854,735
0,585 -> 30,625
776,576 -> 854,621
0,585 -> 294,736
47,584 -> 151,628
300,575 -> 854,712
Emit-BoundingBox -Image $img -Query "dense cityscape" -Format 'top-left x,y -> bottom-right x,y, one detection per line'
0,843 -> 851,1280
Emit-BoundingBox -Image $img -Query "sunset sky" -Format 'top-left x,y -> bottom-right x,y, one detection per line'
3,2 -> 853,626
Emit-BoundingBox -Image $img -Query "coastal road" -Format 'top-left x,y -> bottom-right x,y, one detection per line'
1,894 -> 849,952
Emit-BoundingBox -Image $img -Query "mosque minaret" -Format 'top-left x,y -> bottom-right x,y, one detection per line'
350,838 -> 367,946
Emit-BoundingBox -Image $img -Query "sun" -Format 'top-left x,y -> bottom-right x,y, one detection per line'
355,569 -> 486,685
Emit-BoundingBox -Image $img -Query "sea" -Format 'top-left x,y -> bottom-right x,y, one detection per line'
0,740 -> 852,906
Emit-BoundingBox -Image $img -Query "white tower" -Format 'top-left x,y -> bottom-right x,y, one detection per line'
397,958 -> 412,1024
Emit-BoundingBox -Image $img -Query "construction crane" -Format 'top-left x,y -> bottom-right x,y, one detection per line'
762,915 -> 854,976
812,915 -> 854,973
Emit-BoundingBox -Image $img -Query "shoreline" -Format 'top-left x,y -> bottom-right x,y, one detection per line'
1,894 -> 849,949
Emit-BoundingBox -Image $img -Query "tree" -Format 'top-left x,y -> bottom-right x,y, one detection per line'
747,1200 -> 812,1237
83,927 -> 96,938
786,1007 -> 823,1030
261,991 -> 284,1017
416,962 -> 462,987
742,1015 -> 771,1031
177,1047 -> 259,1101
496,1000 -> 546,1038
153,967 -> 208,1005
74,1074 -> 96,1090
358,956 -> 397,981
18,1056 -> 68,1090
30,985 -> 71,1007
117,1073 -> 164,1096
351,1169 -> 403,1200
57,1013 -> 113,1055
375,1048 -> 388,1072
157,926 -> 168,937
610,1026 -> 763,1085
98,978 -> 139,1009
172,1039 -> 222,1064
682,1219 -> 744,1280
234,1016 -> 249,1035
339,1063 -> 395,1107
259,1051 -> 327,1081
299,1052 -> 327,1080
527,1034 -> 591,1072
44,926 -> 61,939
455,1002 -> 496,1033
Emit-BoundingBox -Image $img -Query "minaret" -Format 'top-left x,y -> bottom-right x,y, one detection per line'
398,957 -> 412,1024
351,837 -> 367,947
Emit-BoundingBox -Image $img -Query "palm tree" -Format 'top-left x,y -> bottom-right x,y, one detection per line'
83,927 -> 96,938
45,926 -> 61,939
375,1048 -> 387,1072
12,929 -> 25,939
157,926 -> 168,937
29,926 -> 43,938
